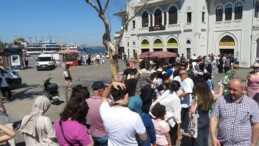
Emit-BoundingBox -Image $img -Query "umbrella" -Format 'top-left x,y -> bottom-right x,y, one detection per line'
138,52 -> 151,59
149,51 -> 177,58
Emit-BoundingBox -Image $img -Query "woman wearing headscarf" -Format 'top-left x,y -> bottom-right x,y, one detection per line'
19,96 -> 56,146
135,73 -> 154,113
222,69 -> 236,94
54,85 -> 93,146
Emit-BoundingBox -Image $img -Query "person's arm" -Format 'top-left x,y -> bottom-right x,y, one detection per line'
0,124 -> 16,142
213,83 -> 223,100
165,132 -> 172,146
101,82 -> 126,103
209,116 -> 220,146
252,123 -> 259,146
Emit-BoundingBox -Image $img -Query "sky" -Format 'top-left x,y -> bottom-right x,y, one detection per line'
0,0 -> 124,46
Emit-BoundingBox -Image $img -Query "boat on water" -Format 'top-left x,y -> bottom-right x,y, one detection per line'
26,40 -> 61,54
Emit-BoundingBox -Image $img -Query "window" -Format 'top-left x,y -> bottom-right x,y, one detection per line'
133,42 -> 136,45
255,1 -> 259,18
187,12 -> 192,23
142,12 -> 148,27
186,40 -> 191,44
150,14 -> 153,27
216,5 -> 223,21
225,4 -> 232,21
235,2 -> 243,19
169,6 -> 177,24
202,12 -> 205,22
132,20 -> 135,29
154,9 -> 162,26
164,12 -> 167,25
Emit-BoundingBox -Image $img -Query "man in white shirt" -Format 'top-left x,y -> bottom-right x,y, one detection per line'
0,70 -> 12,101
100,82 -> 147,146
178,69 -> 194,132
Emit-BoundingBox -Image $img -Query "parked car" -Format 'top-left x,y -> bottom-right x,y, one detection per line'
36,54 -> 56,71
0,66 -> 22,89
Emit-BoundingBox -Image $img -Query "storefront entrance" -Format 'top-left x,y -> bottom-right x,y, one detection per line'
220,49 -> 234,56
167,48 -> 178,53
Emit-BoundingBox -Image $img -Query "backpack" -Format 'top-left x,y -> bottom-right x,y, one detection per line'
63,71 -> 69,78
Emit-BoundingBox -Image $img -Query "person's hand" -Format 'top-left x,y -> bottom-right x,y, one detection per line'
0,107 -> 5,113
177,134 -> 182,142
111,82 -> 126,90
218,82 -> 223,88
102,84 -> 113,99
212,137 -> 221,146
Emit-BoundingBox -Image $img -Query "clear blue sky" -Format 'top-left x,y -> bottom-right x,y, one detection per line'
0,0 -> 124,46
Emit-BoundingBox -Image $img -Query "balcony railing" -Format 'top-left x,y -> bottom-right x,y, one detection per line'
149,25 -> 165,31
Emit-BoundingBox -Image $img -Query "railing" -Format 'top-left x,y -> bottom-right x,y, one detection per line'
149,25 -> 166,31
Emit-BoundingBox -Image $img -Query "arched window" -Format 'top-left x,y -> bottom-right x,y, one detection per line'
142,12 -> 149,27
219,35 -> 235,46
235,2 -> 243,19
216,5 -> 223,21
255,1 -> 259,18
154,9 -> 162,26
169,6 -> 177,24
186,40 -> 191,44
225,4 -> 232,21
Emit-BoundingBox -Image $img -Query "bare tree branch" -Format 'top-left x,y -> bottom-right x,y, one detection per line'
96,0 -> 103,14
103,0 -> 110,13
114,0 -> 149,47
85,0 -> 101,15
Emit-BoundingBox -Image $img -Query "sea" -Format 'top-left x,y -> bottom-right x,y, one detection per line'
79,48 -> 107,55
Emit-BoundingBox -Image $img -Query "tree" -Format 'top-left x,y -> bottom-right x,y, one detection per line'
85,0 -> 148,81
0,40 -> 4,48
14,38 -> 26,47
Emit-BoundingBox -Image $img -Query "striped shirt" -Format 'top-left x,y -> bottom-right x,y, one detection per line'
211,95 -> 259,146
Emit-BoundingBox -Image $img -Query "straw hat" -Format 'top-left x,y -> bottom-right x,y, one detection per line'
139,68 -> 150,74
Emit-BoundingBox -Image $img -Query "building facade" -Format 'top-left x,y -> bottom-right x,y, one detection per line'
116,0 -> 259,68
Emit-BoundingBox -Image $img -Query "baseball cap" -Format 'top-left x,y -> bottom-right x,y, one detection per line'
91,81 -> 105,90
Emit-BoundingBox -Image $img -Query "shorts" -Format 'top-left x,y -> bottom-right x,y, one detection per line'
169,124 -> 178,145
65,76 -> 72,81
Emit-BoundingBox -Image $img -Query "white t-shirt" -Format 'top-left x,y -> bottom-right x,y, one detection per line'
100,102 -> 146,146
150,90 -> 181,127
180,78 -> 194,108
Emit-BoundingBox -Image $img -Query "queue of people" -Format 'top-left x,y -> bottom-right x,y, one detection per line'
0,54 -> 257,146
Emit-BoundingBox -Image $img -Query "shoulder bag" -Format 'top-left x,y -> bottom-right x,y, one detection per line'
59,120 -> 73,146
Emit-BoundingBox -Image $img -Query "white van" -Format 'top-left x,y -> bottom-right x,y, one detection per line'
36,54 -> 56,71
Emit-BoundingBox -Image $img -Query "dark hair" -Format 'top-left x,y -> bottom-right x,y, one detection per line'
129,68 -> 138,75
194,82 -> 213,111
170,80 -> 181,92
60,85 -> 90,124
151,103 -> 166,120
111,86 -> 129,101
203,73 -> 211,81
126,63 -> 130,67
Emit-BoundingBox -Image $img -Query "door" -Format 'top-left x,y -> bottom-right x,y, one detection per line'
187,48 -> 191,59
220,49 -> 234,56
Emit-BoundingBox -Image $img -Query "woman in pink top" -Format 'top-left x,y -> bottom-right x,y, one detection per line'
54,85 -> 93,146
151,103 -> 171,146
247,60 -> 259,104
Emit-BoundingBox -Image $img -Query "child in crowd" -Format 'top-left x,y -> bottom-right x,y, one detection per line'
151,103 -> 171,146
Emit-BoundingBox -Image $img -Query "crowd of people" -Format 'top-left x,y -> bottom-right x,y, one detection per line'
0,53 -> 258,146
80,53 -> 107,65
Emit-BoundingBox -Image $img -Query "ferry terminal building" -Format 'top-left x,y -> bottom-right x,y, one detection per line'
115,0 -> 259,68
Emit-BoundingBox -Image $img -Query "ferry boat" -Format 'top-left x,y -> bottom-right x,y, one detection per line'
26,40 -> 61,54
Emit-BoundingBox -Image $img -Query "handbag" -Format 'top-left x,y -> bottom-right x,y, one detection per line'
187,97 -> 199,138
59,120 -> 73,146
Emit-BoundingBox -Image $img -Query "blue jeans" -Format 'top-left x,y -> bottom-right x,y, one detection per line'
92,136 -> 108,146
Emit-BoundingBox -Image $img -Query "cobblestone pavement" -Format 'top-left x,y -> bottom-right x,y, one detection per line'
3,56 -> 254,145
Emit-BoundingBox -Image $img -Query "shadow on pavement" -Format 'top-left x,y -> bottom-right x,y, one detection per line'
16,141 -> 25,146
12,84 -> 44,101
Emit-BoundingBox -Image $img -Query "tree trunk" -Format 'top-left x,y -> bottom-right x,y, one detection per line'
106,41 -> 119,81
